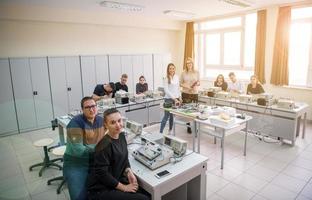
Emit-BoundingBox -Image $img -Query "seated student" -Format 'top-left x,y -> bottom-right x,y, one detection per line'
88,108 -> 150,200
227,72 -> 243,94
214,74 -> 228,91
63,96 -> 105,200
115,74 -> 128,92
136,75 -> 148,94
247,75 -> 265,94
92,82 -> 115,102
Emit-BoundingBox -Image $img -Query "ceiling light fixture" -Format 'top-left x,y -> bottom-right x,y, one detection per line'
219,0 -> 251,7
163,10 -> 195,18
100,1 -> 144,12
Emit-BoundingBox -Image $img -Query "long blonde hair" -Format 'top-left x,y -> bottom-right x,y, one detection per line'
185,57 -> 194,72
166,63 -> 175,84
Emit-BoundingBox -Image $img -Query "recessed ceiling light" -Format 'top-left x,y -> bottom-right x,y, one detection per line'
99,1 -> 144,12
163,10 -> 195,18
219,0 -> 251,7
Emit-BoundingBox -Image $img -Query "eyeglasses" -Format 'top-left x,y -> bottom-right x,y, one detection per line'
83,105 -> 97,110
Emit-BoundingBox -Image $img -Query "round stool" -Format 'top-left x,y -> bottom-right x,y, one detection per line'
47,146 -> 66,194
29,138 -> 62,177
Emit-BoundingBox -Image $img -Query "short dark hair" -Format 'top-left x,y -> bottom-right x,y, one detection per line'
80,96 -> 94,108
108,82 -> 116,92
139,75 -> 145,80
103,108 -> 120,123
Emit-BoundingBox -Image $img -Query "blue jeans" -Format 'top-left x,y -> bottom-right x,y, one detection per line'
63,161 -> 89,200
160,99 -> 174,133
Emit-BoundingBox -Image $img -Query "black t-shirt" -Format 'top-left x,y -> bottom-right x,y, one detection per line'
214,81 -> 228,91
93,84 -> 111,97
115,82 -> 128,92
88,132 -> 130,192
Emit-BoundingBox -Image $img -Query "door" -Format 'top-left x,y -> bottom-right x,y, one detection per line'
95,55 -> 109,84
10,58 -> 37,131
29,57 -> 53,128
121,56 -> 133,93
0,59 -> 18,135
143,55 -> 154,90
48,57 -> 69,117
80,56 -> 97,96
108,55 -> 122,83
65,56 -> 82,112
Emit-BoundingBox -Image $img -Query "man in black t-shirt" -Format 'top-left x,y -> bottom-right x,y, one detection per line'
92,82 -> 116,102
115,74 -> 128,94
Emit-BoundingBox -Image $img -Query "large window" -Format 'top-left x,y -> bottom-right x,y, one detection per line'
195,13 -> 257,80
289,6 -> 312,88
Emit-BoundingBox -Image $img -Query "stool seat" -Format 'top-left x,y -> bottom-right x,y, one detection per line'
34,138 -> 54,147
29,138 -> 62,177
52,146 -> 66,156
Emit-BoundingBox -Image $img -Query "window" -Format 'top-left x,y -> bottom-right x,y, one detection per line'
195,13 -> 257,80
289,7 -> 312,87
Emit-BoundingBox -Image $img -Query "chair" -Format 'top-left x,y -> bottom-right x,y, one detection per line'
47,145 -> 66,194
29,138 -> 62,177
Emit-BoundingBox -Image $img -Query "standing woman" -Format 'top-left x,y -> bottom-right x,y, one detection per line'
88,108 -> 149,200
247,75 -> 265,94
214,74 -> 228,91
160,63 -> 181,134
180,58 -> 200,133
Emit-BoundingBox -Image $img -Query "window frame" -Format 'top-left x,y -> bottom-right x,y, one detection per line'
195,13 -> 256,80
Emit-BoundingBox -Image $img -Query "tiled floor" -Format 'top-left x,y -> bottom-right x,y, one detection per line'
1,122 -> 312,200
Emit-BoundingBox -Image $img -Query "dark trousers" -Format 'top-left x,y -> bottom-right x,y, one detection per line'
181,92 -> 198,103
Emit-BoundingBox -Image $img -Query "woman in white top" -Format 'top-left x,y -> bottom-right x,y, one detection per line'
160,63 -> 181,134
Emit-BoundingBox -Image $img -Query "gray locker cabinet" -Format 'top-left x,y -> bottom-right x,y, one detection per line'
29,58 -> 53,128
132,56 -> 145,94
65,57 -> 83,112
48,57 -> 69,117
121,56 -> 133,93
108,55 -> 122,83
81,56 -> 97,96
0,59 -> 18,135
10,58 -> 52,132
143,55 -> 154,90
81,55 -> 110,97
153,54 -> 171,90
95,55 -> 109,84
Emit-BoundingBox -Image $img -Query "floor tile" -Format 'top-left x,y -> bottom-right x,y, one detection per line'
206,173 -> 230,192
245,165 -> 279,182
282,165 -> 312,182
299,183 -> 312,199
259,183 -> 297,200
216,183 -> 255,200
271,173 -> 307,193
211,165 -> 243,181
232,173 -> 269,193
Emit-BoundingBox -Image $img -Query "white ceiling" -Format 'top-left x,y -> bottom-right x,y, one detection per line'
1,0 -> 305,21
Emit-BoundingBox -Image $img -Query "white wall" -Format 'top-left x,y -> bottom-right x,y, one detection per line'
0,4 -> 185,72
200,6 -> 312,120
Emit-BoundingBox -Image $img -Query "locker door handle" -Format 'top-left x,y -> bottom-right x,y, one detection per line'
67,87 -> 72,91
33,91 -> 38,95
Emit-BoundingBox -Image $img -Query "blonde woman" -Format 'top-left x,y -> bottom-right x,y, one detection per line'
160,63 -> 181,134
180,58 -> 200,133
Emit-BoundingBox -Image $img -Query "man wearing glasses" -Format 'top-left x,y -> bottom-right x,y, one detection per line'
63,96 -> 105,200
